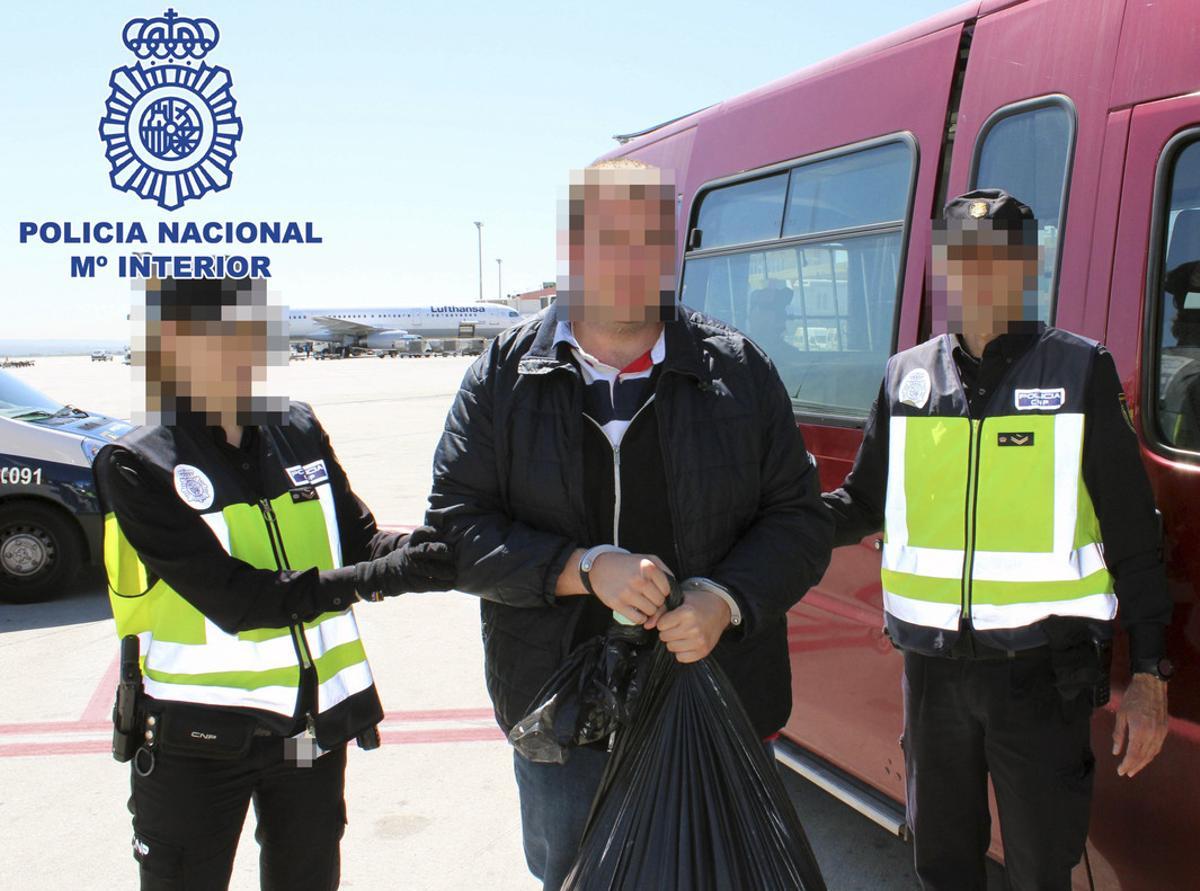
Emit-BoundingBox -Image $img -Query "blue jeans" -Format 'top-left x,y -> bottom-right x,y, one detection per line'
512,745 -> 609,891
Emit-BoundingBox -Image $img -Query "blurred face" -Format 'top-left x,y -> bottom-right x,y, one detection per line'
156,320 -> 267,423
558,166 -> 677,325
932,225 -> 1040,336
133,277 -> 290,427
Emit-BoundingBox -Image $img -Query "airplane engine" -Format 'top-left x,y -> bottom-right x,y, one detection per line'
359,329 -> 413,349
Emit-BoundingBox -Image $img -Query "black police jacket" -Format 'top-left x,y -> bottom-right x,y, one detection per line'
426,303 -> 834,737
95,403 -> 394,746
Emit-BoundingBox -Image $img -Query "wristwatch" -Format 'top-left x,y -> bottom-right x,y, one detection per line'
579,545 -> 629,597
1132,656 -> 1175,682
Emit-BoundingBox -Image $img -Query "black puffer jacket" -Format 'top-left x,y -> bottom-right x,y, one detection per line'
426,304 -> 833,737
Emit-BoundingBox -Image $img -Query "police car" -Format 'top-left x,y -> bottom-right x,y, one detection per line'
0,369 -> 134,602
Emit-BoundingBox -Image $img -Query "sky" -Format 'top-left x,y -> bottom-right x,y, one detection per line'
0,0 -> 961,340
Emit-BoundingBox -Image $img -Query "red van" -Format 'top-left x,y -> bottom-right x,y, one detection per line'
597,0 -> 1199,886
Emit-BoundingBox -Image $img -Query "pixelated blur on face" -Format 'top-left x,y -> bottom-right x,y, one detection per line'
133,277 -> 289,426
558,165 -> 677,324
160,321 -> 266,402
931,221 -> 1040,335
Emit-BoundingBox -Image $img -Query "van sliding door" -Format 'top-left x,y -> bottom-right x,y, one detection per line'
1100,92 -> 1200,891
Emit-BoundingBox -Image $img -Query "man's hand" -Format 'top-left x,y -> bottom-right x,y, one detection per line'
652,588 -> 731,664
588,552 -> 672,625
1113,673 -> 1169,778
356,526 -> 456,596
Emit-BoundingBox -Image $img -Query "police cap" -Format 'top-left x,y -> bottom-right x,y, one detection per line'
938,189 -> 1038,248
146,277 -> 259,323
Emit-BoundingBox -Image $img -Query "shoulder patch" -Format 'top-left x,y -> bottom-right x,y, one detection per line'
302,459 -> 329,484
898,368 -> 931,409
172,464 -> 215,510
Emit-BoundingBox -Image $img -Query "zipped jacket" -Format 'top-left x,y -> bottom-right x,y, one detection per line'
426,303 -> 834,736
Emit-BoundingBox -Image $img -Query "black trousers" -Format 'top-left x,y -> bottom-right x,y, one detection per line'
902,650 -> 1095,891
128,737 -> 347,890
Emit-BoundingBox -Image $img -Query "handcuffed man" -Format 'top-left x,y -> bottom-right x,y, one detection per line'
426,159 -> 834,890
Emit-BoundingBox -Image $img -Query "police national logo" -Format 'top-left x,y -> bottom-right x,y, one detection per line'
98,9 -> 243,211
898,368 -> 931,409
173,463 -> 215,510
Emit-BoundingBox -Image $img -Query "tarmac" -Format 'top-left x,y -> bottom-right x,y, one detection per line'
0,354 -> 1005,890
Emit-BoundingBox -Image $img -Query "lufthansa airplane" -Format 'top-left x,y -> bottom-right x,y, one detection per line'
286,302 -> 523,348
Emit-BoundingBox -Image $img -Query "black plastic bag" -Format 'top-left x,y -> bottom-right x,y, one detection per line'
508,622 -> 655,764
562,616 -> 827,890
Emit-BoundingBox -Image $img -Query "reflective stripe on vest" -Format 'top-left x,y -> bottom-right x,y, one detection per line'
882,411 -> 1116,633
104,481 -> 372,718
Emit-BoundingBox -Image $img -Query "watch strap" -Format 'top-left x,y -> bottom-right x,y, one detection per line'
1132,656 -> 1174,681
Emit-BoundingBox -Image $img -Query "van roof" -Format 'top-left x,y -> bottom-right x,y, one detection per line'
602,0 -> 989,157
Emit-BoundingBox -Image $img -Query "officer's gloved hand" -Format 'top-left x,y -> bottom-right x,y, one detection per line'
354,526 -> 457,597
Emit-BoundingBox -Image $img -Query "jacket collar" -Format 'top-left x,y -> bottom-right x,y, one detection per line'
518,302 -> 709,385
948,321 -> 1048,363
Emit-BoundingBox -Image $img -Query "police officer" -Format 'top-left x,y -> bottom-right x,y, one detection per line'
95,277 -> 455,890
824,191 -> 1174,890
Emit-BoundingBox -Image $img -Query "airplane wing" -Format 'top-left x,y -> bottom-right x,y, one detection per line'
310,315 -> 385,337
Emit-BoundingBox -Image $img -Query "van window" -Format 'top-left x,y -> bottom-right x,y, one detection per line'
970,97 -> 1075,320
682,137 -> 914,421
783,142 -> 913,237
1149,137 -> 1200,452
693,173 -> 788,250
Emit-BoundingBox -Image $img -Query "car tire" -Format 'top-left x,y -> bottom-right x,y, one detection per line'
0,502 -> 83,603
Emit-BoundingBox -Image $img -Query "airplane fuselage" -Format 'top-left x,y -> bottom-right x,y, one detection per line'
287,303 -> 524,344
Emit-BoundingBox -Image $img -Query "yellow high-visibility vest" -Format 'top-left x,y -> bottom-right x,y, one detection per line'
879,329 -> 1116,653
99,405 -> 379,741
